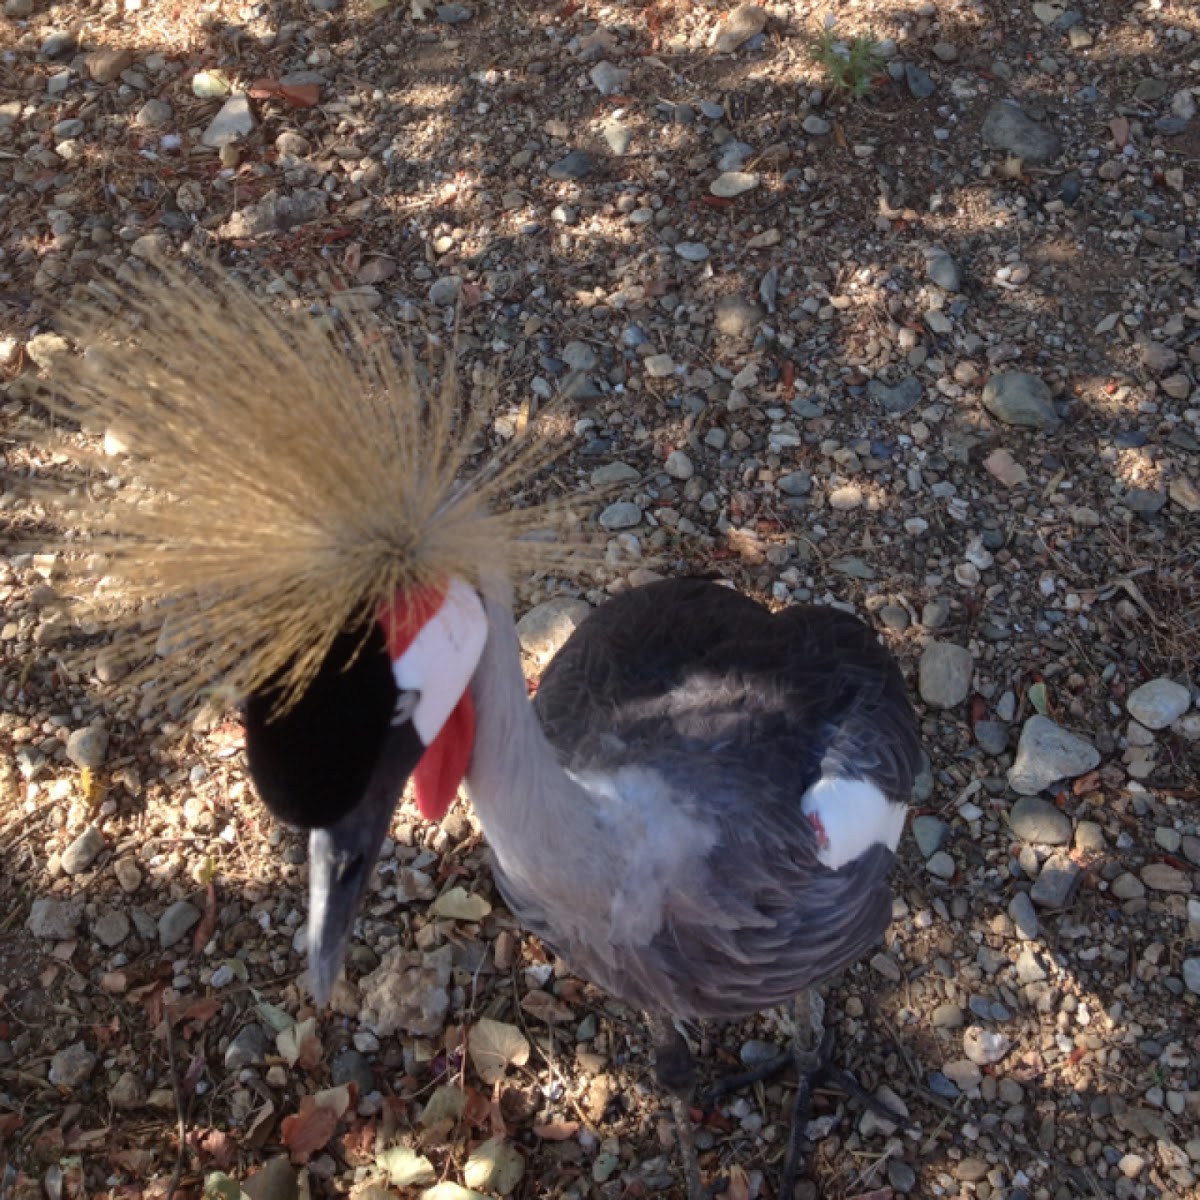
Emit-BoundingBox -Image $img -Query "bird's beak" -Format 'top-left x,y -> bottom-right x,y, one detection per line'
304,720 -> 425,1005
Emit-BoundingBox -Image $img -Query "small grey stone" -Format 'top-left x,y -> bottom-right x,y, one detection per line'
924,247 -> 961,291
109,1070 -> 145,1109
982,371 -> 1060,430
49,1042 -> 96,1088
331,1048 -> 374,1091
1183,958 -> 1200,996
713,295 -> 762,339
931,1003 -> 965,1028
710,171 -> 758,198
1015,945 -> 1047,984
1140,862 -> 1191,893
675,242 -> 710,263
134,98 -> 173,129
878,605 -> 910,632
981,101 -> 1062,163
870,952 -> 902,981
974,721 -> 1008,756
664,450 -> 694,480
1008,891 -> 1039,940
1127,678 -> 1191,730
224,1024 -> 270,1071
92,908 -> 131,948
429,276 -> 462,306
926,850 -> 957,880
54,118 -> 85,139
601,119 -> 632,155
548,150 -> 592,181
1029,853 -> 1082,909
590,461 -> 640,486
158,900 -> 201,948
41,29 -> 77,59
599,501 -> 643,531
942,1059 -> 982,1091
859,1085 -> 908,1138
714,3 -> 767,53
61,825 -> 106,875
777,472 -> 812,497
957,1158 -> 990,1183
86,47 -> 134,84
644,353 -> 675,378
436,2 -> 472,22
66,724 -> 109,769
589,61 -> 630,97
516,598 -> 591,664
1009,796 -> 1072,846
26,897 -> 84,940
888,1160 -> 917,1194
1008,716 -> 1099,795
911,814 -> 948,858
963,1026 -> 1011,1066
922,598 -> 950,629
868,376 -> 923,416
802,114 -> 831,136
901,64 -> 936,99
4,0 -> 33,16
201,94 -> 255,149
1111,871 -> 1145,901
919,641 -> 974,709
562,340 -> 597,371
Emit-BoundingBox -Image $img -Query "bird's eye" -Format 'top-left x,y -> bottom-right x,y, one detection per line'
391,688 -> 420,727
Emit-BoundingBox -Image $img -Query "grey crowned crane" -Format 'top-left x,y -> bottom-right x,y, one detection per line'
49,269 -> 921,1199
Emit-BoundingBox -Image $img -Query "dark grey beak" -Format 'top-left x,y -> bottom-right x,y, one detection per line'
304,719 -> 425,1004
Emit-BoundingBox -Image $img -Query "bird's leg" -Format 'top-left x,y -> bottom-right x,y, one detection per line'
648,1013 -> 706,1200
776,988 -> 831,1200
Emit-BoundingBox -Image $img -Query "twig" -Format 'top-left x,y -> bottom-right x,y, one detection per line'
164,1005 -> 189,1200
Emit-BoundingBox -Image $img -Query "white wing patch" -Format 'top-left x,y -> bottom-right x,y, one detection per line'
392,578 -> 488,746
801,776 -> 906,870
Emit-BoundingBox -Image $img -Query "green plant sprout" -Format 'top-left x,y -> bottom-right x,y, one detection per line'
807,18 -> 886,98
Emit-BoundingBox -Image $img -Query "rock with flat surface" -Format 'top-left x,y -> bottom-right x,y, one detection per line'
517,599 -> 591,665
1009,796 -> 1071,845
919,641 -> 974,708
981,101 -> 1062,163
202,94 -> 256,148
1127,678 -> 1191,730
1008,716 -> 1099,795
983,372 -> 1059,430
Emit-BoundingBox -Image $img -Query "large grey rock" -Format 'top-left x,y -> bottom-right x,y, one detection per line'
1127,678 -> 1191,730
49,1042 -> 97,1088
912,815 -> 948,858
1008,891 -> 1039,940
517,598 -> 591,665
26,897 -> 84,940
924,247 -> 962,291
868,376 -> 923,416
981,101 -> 1062,163
1008,716 -> 1099,795
66,724 -> 109,769
1009,796 -> 1071,845
714,3 -> 767,53
158,900 -> 201,948
61,825 -> 106,875
590,461 -> 640,487
982,372 -> 1059,430
1030,853 -> 1082,909
201,94 -> 255,148
919,641 -> 974,708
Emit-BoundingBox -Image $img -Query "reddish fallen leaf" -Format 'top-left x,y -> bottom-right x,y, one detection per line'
970,694 -> 988,724
190,1128 -> 237,1169
781,359 -> 795,390
0,1112 -> 22,1140
175,996 -> 221,1037
531,1121 -> 580,1141
1072,770 -> 1102,795
1109,116 -> 1130,148
699,195 -> 734,209
248,78 -> 321,108
519,989 -> 575,1024
192,882 -> 218,956
461,1087 -> 491,1131
461,281 -> 486,309
280,1096 -> 339,1164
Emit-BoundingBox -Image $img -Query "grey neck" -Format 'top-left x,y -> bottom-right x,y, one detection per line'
465,591 -> 591,890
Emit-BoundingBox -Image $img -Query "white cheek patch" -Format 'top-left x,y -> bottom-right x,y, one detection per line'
392,578 -> 488,746
801,776 -> 906,870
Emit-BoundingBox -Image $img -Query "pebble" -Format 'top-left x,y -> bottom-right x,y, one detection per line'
49,1043 -> 97,1088
61,825 -> 106,874
599,502 -> 643,531
1030,853 -> 1082,909
710,171 -> 758,198
86,48 -> 135,84
135,99 -> 173,129
974,721 -> 1008,756
918,641 -> 974,709
1140,863 -> 1192,893
548,150 -> 592,181
982,371 -> 1060,430
957,1159 -> 990,1183
675,242 -> 710,263
1182,958 -> 1200,996
924,247 -> 961,291
331,1048 -> 374,1092
224,1024 -> 270,1071
926,851 -> 957,880
905,64 -> 936,99
963,1026 -> 1012,1066
92,909 -> 131,948
109,1071 -> 145,1109
66,724 -> 109,769
870,952 -> 902,981
1009,796 -> 1071,845
436,2 -> 472,22
778,472 -> 812,497
40,29 -> 77,58
201,94 -> 256,149
1111,872 -> 1145,901
114,859 -> 143,894
981,101 -> 1063,163
912,815 -> 948,858
942,1059 -> 982,1091
591,462 -> 640,486
1008,715 -> 1099,795
589,62 -> 630,96
1126,678 -> 1191,729
158,900 -> 202,948
888,1160 -> 917,1193
429,276 -> 462,306
1008,891 -> 1039,940
26,897 -> 84,940
644,354 -> 675,378
664,450 -> 694,480
714,4 -> 768,54
802,115 -> 831,136
828,485 -> 863,511
1015,945 -> 1048,984
868,376 -> 922,416
859,1085 -> 908,1137
517,598 -> 591,664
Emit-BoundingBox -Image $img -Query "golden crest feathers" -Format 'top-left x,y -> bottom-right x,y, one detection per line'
35,263 -> 583,712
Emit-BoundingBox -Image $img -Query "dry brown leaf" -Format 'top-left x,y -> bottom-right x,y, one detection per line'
468,1019 -> 529,1085
519,989 -> 574,1024
280,1096 -> 339,1163
530,1121 -> 579,1141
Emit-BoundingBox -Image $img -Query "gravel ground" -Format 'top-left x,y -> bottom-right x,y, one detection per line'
2,1 -> 1199,1199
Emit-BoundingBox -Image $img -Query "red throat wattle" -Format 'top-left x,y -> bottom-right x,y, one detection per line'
378,586 -> 476,823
